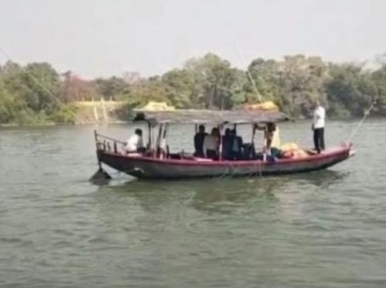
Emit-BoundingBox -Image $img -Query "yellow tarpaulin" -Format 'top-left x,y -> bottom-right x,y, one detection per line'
241,101 -> 279,111
137,101 -> 175,111
281,142 -> 300,152
280,142 -> 308,159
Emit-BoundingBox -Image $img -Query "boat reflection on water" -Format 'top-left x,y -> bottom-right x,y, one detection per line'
285,169 -> 348,188
95,169 -> 349,215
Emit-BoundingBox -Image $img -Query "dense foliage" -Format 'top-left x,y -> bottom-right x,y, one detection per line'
0,62 -> 77,124
1,53 -> 386,124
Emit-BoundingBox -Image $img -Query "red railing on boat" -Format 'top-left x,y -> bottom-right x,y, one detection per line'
94,131 -> 125,154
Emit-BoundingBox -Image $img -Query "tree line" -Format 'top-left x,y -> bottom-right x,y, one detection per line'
1,53 -> 386,124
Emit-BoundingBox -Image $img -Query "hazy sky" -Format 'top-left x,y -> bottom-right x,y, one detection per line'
0,0 -> 385,78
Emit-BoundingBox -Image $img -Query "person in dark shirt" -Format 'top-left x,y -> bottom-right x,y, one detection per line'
194,125 -> 207,157
222,128 -> 233,160
230,129 -> 243,160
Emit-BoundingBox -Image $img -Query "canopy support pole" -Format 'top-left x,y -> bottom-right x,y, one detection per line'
161,123 -> 169,159
155,124 -> 163,158
218,124 -> 223,161
146,120 -> 152,152
263,125 -> 268,161
250,124 -> 256,158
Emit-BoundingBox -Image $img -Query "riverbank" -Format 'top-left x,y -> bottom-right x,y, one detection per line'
0,100 -> 381,128
1,116 -> 380,129
0,100 -> 127,128
0,120 -> 127,128
2,98 -> 381,128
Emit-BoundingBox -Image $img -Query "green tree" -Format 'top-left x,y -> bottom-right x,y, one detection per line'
0,61 -> 75,124
162,69 -> 195,108
183,53 -> 242,109
94,76 -> 128,100
326,64 -> 375,117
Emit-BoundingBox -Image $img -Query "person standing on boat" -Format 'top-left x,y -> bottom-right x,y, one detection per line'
266,123 -> 280,148
312,101 -> 326,153
266,123 -> 281,159
194,125 -> 207,158
255,123 -> 281,160
125,128 -> 145,153
203,128 -> 219,160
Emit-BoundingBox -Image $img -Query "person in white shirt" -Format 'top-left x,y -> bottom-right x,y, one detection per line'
203,128 -> 219,160
312,101 -> 326,153
125,129 -> 144,153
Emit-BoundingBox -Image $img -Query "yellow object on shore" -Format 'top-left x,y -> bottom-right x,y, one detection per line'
243,101 -> 279,111
137,101 -> 175,111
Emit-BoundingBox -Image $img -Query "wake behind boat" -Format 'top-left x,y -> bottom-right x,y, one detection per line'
92,108 -> 355,180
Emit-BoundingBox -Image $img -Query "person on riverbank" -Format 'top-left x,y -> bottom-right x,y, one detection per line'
312,101 -> 326,153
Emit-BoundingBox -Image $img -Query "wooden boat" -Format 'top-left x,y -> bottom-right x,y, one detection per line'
93,109 -> 355,180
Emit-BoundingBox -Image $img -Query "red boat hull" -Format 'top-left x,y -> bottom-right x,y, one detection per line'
97,146 -> 354,180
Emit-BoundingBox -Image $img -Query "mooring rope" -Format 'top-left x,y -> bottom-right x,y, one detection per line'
235,46 -> 262,103
216,161 -> 233,180
346,100 -> 376,143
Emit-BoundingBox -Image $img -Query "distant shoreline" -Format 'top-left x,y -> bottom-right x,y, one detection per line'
0,120 -> 128,128
0,116 -> 382,129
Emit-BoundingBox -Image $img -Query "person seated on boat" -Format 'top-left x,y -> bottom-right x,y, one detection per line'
194,125 -> 207,158
253,123 -> 281,161
222,128 -> 233,160
203,127 -> 219,160
230,129 -> 243,160
125,128 -> 146,154
242,143 -> 256,160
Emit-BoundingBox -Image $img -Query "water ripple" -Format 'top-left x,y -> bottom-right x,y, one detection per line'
1,122 -> 386,287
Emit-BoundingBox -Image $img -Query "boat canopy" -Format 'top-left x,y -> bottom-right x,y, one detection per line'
131,109 -> 290,125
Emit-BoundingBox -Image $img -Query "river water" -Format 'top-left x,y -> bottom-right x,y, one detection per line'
0,120 -> 385,287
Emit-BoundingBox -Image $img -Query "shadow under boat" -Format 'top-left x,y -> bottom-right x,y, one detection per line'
93,167 -> 348,187
93,169 -> 349,214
